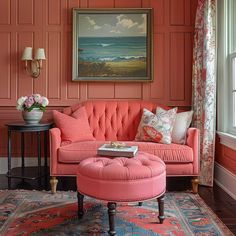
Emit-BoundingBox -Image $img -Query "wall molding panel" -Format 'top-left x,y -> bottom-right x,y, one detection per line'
0,32 -> 11,99
47,0 -> 61,26
18,0 -> 35,25
0,0 -> 11,25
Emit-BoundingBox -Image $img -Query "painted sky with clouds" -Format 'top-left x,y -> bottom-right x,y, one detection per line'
78,13 -> 147,37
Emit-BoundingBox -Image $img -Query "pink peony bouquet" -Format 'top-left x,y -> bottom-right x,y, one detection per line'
17,94 -> 49,112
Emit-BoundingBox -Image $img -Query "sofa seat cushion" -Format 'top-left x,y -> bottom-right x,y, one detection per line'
58,141 -> 193,164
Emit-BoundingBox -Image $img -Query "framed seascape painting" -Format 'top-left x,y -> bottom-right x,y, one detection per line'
72,8 -> 153,82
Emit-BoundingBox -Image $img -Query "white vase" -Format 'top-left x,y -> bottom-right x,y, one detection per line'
22,108 -> 43,124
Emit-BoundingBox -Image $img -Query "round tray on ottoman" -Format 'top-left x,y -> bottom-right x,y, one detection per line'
76,151 -> 166,236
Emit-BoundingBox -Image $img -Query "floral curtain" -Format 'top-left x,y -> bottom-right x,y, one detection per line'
192,0 -> 216,186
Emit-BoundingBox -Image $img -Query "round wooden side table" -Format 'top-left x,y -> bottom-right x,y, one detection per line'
5,122 -> 53,189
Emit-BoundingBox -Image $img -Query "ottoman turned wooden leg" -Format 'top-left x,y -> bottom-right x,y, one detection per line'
157,194 -> 165,224
77,192 -> 84,219
107,202 -> 117,236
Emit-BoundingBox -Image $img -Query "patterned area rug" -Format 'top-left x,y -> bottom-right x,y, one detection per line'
0,190 -> 233,236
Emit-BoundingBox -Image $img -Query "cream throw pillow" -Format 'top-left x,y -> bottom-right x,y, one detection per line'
135,107 -> 177,144
172,111 -> 193,144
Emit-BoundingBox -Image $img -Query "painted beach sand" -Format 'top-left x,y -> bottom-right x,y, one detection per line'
78,36 -> 147,77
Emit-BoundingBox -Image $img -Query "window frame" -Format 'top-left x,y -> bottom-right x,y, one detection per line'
228,52 -> 236,135
217,0 -> 236,149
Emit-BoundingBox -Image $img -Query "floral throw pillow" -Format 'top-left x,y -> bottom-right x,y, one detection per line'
135,107 -> 177,144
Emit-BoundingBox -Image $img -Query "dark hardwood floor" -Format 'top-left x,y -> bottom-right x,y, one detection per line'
0,175 -> 236,235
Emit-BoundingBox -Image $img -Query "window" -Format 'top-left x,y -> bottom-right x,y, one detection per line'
217,0 -> 236,137
217,0 -> 236,150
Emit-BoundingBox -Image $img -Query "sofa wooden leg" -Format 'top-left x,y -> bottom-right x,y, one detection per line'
191,177 -> 199,194
50,177 -> 58,194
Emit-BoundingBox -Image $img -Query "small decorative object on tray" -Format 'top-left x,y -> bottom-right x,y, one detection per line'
97,142 -> 138,157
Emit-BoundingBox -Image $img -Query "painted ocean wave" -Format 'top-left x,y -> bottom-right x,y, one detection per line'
99,43 -> 113,47
80,43 -> 114,47
79,55 -> 146,62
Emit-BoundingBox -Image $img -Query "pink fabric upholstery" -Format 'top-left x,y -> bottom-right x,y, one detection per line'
77,152 -> 166,201
50,100 -> 199,179
51,162 -> 196,177
63,101 -> 169,141
58,141 -> 193,164
52,107 -> 95,142
50,127 -> 61,175
186,128 -> 200,175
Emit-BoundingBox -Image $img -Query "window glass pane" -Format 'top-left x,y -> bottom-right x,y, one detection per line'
233,57 -> 236,90
229,0 -> 236,53
233,57 -> 236,128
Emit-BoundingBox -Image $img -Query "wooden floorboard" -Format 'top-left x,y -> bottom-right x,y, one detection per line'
0,175 -> 235,235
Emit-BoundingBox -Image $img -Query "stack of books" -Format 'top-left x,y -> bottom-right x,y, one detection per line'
97,143 -> 138,158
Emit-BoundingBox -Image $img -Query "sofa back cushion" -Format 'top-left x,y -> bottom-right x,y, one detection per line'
63,100 -> 169,141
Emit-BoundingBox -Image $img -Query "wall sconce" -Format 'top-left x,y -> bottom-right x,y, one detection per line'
21,47 -> 46,78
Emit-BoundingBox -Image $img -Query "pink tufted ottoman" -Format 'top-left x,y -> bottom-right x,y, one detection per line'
76,151 -> 166,236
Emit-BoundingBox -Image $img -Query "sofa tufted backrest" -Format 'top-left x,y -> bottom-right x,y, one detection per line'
63,100 -> 169,141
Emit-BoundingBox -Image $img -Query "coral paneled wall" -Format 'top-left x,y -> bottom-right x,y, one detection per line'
215,137 -> 236,175
0,0 -> 197,157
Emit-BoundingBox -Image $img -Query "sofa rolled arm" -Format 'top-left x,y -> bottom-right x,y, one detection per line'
50,127 -> 61,176
186,127 -> 200,175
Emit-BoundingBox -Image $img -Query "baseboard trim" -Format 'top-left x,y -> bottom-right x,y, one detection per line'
214,162 -> 236,200
0,157 -> 47,174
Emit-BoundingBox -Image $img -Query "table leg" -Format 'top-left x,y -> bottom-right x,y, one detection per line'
21,132 -> 25,184
21,132 -> 25,168
44,131 -> 47,168
37,131 -> 41,169
37,131 -> 41,187
7,130 -> 11,189
77,192 -> 84,219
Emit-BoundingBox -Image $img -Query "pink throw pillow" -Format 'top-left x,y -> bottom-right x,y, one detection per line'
135,107 -> 177,144
52,107 -> 95,142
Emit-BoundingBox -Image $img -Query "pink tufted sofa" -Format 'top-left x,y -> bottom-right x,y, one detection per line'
50,100 -> 199,193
